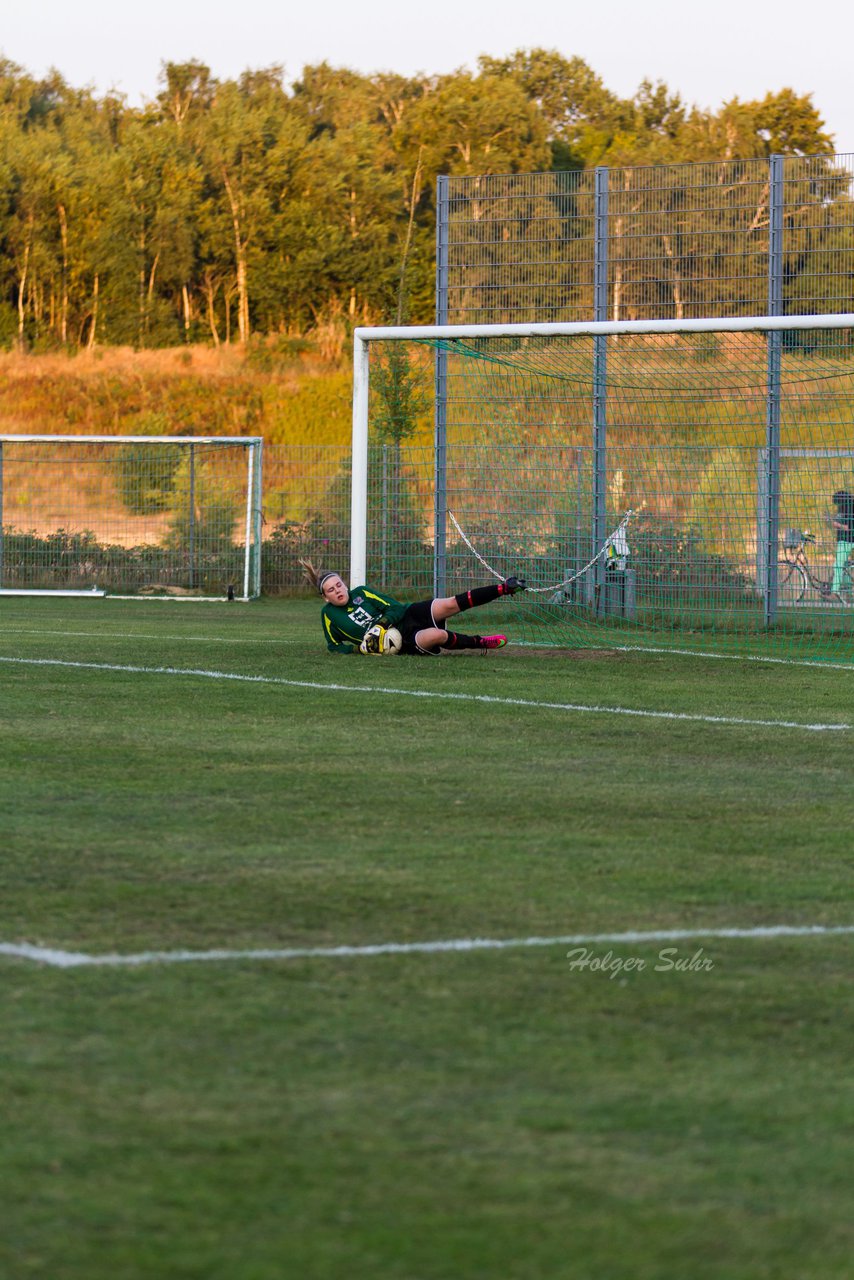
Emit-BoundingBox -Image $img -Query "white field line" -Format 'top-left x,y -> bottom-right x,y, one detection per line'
5,632 -> 853,667
2,924 -> 853,970
0,654 -> 848,732
515,639 -> 854,672
612,643 -> 854,673
13,631 -> 853,667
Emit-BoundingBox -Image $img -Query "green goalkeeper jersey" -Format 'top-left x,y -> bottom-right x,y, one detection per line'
321,585 -> 408,653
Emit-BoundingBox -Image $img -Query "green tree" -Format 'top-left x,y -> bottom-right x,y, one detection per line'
193,69 -> 291,344
478,49 -> 625,169
166,452 -> 240,549
401,69 -> 550,179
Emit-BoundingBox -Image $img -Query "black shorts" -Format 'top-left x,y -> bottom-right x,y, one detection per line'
396,599 -> 442,655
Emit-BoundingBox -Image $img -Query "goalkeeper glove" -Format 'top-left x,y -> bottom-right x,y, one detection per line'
360,624 -> 388,655
359,623 -> 403,655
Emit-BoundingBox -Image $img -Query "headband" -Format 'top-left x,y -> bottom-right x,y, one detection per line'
318,571 -> 339,594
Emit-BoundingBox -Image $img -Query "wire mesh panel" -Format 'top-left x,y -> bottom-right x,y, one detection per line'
365,444 -> 434,592
442,154 -> 854,324
259,442 -> 433,594
446,170 -> 597,323
0,436 -> 262,598
605,161 -> 773,320
782,154 -> 854,315
439,341 -> 596,596
261,443 -> 351,591
360,342 -> 435,591
357,321 -> 854,665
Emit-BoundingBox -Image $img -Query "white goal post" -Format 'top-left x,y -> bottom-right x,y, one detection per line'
0,434 -> 263,601
350,313 -> 854,618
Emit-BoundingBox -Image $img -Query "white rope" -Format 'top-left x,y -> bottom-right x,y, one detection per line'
447,509 -> 634,594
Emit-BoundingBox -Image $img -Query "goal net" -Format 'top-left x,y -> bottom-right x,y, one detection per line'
352,315 -> 854,665
0,435 -> 263,599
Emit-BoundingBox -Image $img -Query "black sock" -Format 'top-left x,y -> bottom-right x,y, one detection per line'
443,631 -> 482,650
454,583 -> 508,612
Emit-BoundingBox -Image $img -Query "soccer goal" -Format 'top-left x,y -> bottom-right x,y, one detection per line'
0,435 -> 263,600
351,314 -> 854,664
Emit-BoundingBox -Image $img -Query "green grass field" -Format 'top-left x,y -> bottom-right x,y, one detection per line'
2,596 -> 853,1280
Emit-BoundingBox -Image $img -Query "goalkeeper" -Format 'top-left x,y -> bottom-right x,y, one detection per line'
300,560 -> 525,655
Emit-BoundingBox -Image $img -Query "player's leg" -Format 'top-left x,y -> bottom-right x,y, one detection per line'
831,541 -> 851,593
399,600 -> 511,654
431,576 -> 526,624
413,626 -> 507,653
413,626 -> 447,652
837,540 -> 854,599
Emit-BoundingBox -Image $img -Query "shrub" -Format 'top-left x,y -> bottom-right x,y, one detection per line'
114,441 -> 182,514
0,526 -> 242,594
689,447 -> 755,558
164,455 -> 241,550
630,513 -> 753,598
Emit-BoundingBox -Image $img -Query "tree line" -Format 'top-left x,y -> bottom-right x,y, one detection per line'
0,49 -> 838,350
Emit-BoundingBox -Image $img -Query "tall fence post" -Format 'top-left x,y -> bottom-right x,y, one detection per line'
188,442 -> 196,590
0,441 -> 4,589
434,174 -> 449,597
590,165 -> 609,613
252,439 -> 263,598
756,448 -> 768,595
763,154 -> 784,626
381,443 -> 389,585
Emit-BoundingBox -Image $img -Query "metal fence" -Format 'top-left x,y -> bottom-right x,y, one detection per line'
431,152 -> 854,598
0,438 -> 433,596
436,153 -> 854,325
0,436 -> 262,599
261,443 -> 434,593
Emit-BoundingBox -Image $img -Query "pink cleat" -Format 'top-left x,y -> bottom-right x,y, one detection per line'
478,634 -> 507,650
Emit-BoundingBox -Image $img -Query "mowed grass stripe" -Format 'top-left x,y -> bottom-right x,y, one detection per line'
0,654 -> 848,731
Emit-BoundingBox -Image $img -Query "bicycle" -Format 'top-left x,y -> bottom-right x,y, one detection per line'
777,529 -> 853,604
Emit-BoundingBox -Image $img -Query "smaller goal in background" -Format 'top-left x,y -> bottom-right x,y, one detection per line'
0,434 -> 263,600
